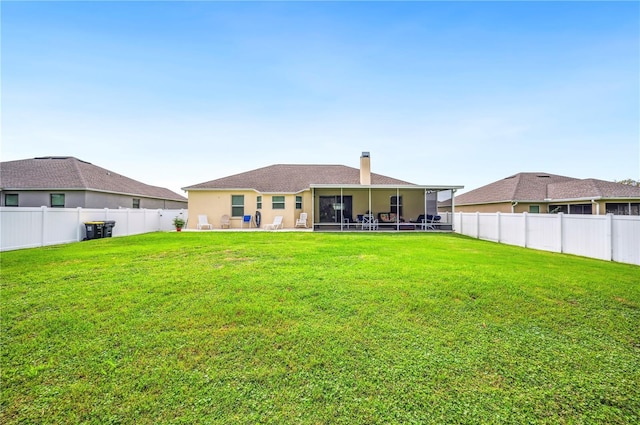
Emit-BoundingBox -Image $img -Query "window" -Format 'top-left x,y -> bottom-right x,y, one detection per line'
272,196 -> 285,210
569,204 -> 592,215
549,205 -> 568,214
295,195 -> 302,209
50,193 -> 65,208
4,194 -> 18,207
390,195 -> 403,216
231,195 -> 244,217
550,204 -> 592,214
529,205 -> 540,213
606,203 -> 640,216
256,196 -> 262,210
133,198 -> 140,209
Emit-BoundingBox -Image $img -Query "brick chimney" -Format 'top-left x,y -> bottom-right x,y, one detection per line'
360,152 -> 371,185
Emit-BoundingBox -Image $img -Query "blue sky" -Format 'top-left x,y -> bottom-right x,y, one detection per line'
2,1 -> 639,196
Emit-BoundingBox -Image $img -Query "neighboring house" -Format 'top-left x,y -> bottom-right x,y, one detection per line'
183,153 -> 463,230
449,172 -> 640,215
0,156 -> 187,209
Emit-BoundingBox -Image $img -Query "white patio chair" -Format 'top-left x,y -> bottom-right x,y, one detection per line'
362,214 -> 378,230
264,215 -> 283,230
295,212 -> 308,228
220,214 -> 230,229
420,215 -> 436,231
197,215 -> 213,230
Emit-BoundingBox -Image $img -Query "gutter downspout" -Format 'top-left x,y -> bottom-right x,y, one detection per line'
511,201 -> 518,213
591,199 -> 599,215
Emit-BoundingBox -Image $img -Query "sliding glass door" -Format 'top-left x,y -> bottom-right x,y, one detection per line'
319,196 -> 353,223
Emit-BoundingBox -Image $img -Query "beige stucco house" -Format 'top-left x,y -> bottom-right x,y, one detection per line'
449,172 -> 640,215
183,153 -> 463,230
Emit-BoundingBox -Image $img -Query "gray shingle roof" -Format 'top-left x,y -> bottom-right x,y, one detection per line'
0,157 -> 187,201
455,172 -> 640,205
548,179 -> 640,199
183,164 -> 414,193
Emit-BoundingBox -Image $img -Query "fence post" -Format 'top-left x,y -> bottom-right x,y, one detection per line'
475,212 -> 480,239
557,213 -> 564,253
496,212 -> 501,243
41,206 -> 47,248
605,213 -> 613,261
77,207 -> 82,241
523,212 -> 528,248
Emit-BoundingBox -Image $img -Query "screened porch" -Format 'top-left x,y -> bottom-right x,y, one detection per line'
309,184 -> 462,231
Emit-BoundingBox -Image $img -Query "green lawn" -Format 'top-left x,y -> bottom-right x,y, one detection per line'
1,232 -> 639,424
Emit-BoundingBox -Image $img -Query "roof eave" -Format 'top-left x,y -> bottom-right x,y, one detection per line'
310,184 -> 464,190
182,187 -> 261,193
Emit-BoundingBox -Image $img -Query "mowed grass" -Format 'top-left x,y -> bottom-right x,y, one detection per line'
1,232 -> 639,424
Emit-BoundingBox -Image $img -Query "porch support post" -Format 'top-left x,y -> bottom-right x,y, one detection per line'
311,187 -> 315,231
396,187 -> 400,231
451,189 -> 457,232
368,187 -> 372,231
423,190 -> 427,232
340,187 -> 344,231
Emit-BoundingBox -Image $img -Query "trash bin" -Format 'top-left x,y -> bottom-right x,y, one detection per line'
103,220 -> 116,238
84,221 -> 104,240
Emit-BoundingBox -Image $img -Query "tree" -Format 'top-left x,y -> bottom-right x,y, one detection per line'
615,179 -> 639,187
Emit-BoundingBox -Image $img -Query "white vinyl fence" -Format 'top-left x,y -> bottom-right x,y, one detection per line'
0,207 -> 188,252
453,212 -> 640,266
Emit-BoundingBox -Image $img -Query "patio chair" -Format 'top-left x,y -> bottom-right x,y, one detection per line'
362,214 -> 378,230
197,215 -> 213,230
264,215 -> 283,230
241,214 -> 254,228
220,214 -> 230,229
421,215 -> 436,231
295,212 -> 308,228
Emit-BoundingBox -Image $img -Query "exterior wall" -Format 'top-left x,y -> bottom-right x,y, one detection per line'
456,200 -> 640,215
187,190 -> 310,229
0,190 -> 187,209
83,192 -> 187,209
0,190 -> 87,208
188,190 -> 250,229
455,202 -> 514,213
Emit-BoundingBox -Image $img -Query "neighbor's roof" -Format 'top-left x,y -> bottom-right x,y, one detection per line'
0,157 -> 187,201
183,164 -> 414,193
455,172 -> 640,205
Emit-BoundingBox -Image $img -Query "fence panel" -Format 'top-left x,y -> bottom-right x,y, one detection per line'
1,207 -> 187,251
498,214 -> 525,247
527,214 -> 560,252
0,208 -> 45,250
459,213 -> 478,238
562,215 -> 609,261
45,208 -> 82,246
612,216 -> 640,265
104,209 -> 131,237
454,212 -> 639,266
478,213 -> 499,242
